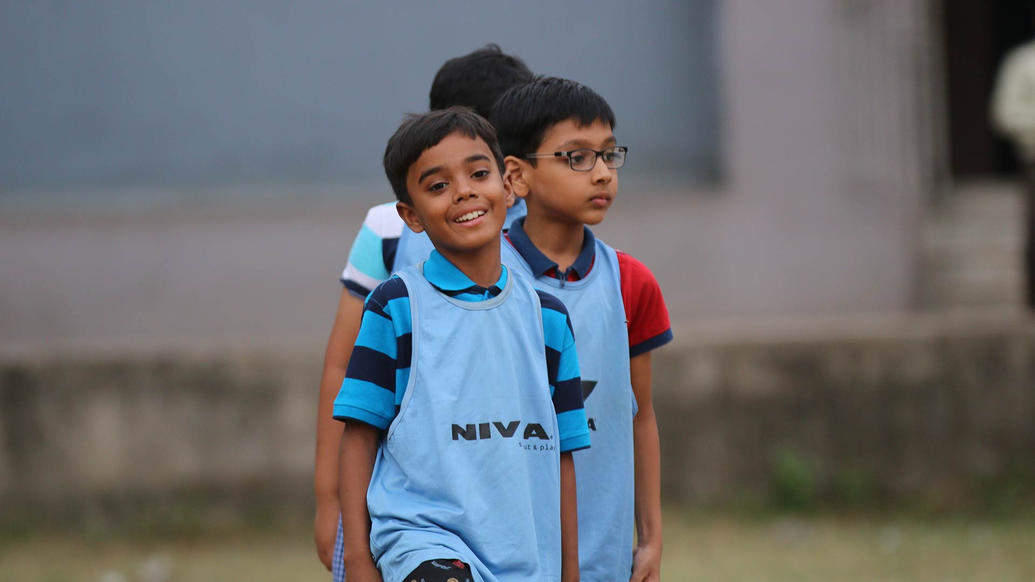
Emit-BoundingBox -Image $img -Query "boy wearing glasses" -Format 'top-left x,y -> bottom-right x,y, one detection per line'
492,77 -> 672,582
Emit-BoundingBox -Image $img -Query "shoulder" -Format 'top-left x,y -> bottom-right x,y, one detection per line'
616,250 -> 665,300
615,250 -> 658,284
341,201 -> 406,296
360,201 -> 407,238
368,274 -> 409,302
614,250 -> 673,355
365,275 -> 410,314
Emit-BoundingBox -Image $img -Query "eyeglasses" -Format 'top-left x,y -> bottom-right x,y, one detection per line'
523,146 -> 628,172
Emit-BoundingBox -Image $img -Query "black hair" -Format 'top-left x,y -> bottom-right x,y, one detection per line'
429,44 -> 534,118
383,107 -> 505,204
490,76 -> 616,162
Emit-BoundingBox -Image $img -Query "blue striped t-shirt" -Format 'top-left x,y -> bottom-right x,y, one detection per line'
334,249 -> 590,453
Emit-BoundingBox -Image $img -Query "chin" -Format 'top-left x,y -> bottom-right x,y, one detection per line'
454,231 -> 501,251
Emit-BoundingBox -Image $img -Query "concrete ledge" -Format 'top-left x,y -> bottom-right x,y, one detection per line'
656,312 -> 1035,508
0,352 -> 319,512
2,314 -> 1033,524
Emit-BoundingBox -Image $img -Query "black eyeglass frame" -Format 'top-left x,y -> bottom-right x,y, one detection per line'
522,146 -> 628,172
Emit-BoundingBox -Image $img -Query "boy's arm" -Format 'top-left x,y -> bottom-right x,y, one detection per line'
315,203 -> 399,568
314,289 -> 365,569
339,421 -> 384,582
560,451 -> 579,582
333,275 -> 407,581
629,351 -> 662,582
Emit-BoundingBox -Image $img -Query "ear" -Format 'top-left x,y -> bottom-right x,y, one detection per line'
396,201 -> 425,234
502,171 -> 517,208
504,155 -> 531,200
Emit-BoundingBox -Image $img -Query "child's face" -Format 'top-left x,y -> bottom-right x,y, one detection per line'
517,118 -> 618,226
397,132 -> 507,255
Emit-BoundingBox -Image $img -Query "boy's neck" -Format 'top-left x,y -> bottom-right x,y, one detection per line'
521,214 -> 585,273
437,238 -> 504,288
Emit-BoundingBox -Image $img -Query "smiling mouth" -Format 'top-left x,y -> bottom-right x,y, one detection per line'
454,210 -> 486,223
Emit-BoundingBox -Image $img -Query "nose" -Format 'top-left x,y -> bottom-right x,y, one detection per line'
454,175 -> 477,202
590,154 -> 613,184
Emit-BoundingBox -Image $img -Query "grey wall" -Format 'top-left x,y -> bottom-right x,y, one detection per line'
3,314 -> 1031,525
0,0 -> 719,190
698,0 -> 938,316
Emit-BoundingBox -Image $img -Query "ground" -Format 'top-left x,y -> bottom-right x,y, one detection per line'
2,509 -> 1033,582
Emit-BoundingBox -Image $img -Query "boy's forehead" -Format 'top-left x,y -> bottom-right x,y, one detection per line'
540,118 -> 615,148
408,132 -> 495,179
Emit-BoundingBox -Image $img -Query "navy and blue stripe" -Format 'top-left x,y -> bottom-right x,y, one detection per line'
439,283 -> 504,300
381,237 -> 398,275
537,289 -> 590,452
334,277 -> 411,429
630,329 -> 674,358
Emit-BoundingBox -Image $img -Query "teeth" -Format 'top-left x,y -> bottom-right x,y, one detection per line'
455,210 -> 485,223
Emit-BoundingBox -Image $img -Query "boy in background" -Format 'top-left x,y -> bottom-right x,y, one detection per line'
492,77 -> 672,582
314,45 -> 533,576
335,107 -> 589,581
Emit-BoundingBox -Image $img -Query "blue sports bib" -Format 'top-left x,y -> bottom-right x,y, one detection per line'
367,263 -> 563,582
502,238 -> 635,581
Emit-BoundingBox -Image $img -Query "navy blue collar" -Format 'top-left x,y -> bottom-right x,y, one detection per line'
506,217 -> 596,280
423,250 -> 506,300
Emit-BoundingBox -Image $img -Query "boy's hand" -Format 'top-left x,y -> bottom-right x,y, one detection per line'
315,290 -> 363,568
629,542 -> 661,582
313,495 -> 339,570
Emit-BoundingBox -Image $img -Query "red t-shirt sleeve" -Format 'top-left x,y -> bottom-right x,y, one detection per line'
616,251 -> 673,357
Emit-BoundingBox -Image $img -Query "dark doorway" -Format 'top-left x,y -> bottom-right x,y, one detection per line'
943,0 -> 1035,177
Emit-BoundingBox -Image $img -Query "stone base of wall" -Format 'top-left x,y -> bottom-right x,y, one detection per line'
0,352 -> 319,530
2,313 -> 1033,528
655,312 -> 1035,510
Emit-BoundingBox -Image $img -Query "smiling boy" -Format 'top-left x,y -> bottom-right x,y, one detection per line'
334,107 -> 590,582
493,78 -> 673,582
314,47 -> 535,579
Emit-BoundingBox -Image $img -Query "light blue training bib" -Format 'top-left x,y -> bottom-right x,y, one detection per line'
367,263 -> 563,582
502,238 -> 635,581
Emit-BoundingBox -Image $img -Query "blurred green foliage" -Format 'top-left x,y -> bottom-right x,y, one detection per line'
770,447 -> 816,511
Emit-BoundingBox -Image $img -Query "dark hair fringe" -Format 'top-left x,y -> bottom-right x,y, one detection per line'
490,76 -> 616,161
383,107 -> 505,204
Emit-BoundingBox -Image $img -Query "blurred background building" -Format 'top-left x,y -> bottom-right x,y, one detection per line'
3,0 -> 1033,351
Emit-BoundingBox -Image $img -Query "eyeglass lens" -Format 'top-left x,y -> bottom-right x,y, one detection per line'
568,148 -> 625,171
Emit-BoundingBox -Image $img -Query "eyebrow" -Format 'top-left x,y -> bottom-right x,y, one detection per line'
555,136 -> 617,150
417,165 -> 443,184
417,154 -> 492,183
465,154 -> 492,165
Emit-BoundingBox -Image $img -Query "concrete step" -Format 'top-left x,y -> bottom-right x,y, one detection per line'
919,180 -> 1025,310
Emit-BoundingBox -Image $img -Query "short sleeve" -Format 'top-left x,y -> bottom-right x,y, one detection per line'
340,202 -> 406,298
617,251 -> 673,357
537,290 -> 591,453
333,277 -> 411,429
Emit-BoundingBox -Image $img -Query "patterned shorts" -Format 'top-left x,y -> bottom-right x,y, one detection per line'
331,517 -> 344,582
